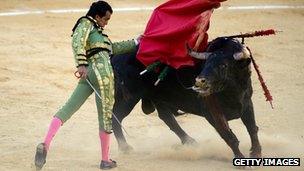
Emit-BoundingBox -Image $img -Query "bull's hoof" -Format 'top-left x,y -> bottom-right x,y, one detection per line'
182,137 -> 198,146
118,144 -> 134,153
250,147 -> 262,158
250,152 -> 262,158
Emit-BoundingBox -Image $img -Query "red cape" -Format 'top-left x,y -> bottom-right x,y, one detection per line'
137,0 -> 224,69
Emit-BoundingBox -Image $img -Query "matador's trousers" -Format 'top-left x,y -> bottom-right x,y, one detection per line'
55,51 -> 114,132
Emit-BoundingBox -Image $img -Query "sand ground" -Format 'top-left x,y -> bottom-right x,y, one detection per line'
0,0 -> 303,170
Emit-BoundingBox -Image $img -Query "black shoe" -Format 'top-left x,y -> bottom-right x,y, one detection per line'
100,159 -> 117,170
35,143 -> 47,170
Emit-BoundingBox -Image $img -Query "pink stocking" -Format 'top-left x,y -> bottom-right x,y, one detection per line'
43,116 -> 62,151
99,131 -> 111,162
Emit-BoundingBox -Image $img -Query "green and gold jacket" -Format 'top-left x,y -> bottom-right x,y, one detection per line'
71,16 -> 137,67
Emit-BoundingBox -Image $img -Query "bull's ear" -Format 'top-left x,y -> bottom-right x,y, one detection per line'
237,58 -> 251,69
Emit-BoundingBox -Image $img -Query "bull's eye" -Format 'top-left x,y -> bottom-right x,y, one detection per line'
220,64 -> 228,69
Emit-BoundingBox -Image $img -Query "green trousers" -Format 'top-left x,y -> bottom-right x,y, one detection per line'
55,52 -> 114,132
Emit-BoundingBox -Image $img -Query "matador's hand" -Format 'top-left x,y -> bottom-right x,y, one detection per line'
135,34 -> 143,45
75,65 -> 88,79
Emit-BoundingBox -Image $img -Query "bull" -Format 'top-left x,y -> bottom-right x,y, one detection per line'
111,37 -> 261,159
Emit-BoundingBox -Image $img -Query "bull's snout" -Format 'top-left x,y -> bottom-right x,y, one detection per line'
193,76 -> 212,96
195,77 -> 208,88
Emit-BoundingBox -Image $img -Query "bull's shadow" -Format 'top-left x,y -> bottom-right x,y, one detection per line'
110,37 -> 261,159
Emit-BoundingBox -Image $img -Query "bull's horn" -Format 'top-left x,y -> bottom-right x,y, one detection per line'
186,43 -> 212,60
233,45 -> 250,60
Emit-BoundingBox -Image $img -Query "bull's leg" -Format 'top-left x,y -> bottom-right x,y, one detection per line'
141,97 -> 155,114
241,101 -> 262,158
112,97 -> 140,152
205,96 -> 244,158
205,115 -> 244,158
155,103 -> 196,145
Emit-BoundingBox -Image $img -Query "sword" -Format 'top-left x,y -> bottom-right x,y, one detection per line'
85,78 -> 132,137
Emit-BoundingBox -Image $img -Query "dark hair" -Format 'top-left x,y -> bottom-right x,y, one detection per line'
86,1 -> 113,18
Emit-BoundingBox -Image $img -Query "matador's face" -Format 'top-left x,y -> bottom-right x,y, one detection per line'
95,11 -> 112,28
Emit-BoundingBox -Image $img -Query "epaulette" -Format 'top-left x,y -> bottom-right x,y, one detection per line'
71,16 -> 102,36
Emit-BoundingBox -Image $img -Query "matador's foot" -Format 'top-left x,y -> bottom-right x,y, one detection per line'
35,143 -> 47,170
100,159 -> 117,170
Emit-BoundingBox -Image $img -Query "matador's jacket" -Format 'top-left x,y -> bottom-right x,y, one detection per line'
55,16 -> 137,133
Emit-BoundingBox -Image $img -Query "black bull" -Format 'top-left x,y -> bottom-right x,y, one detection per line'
110,37 -> 261,158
